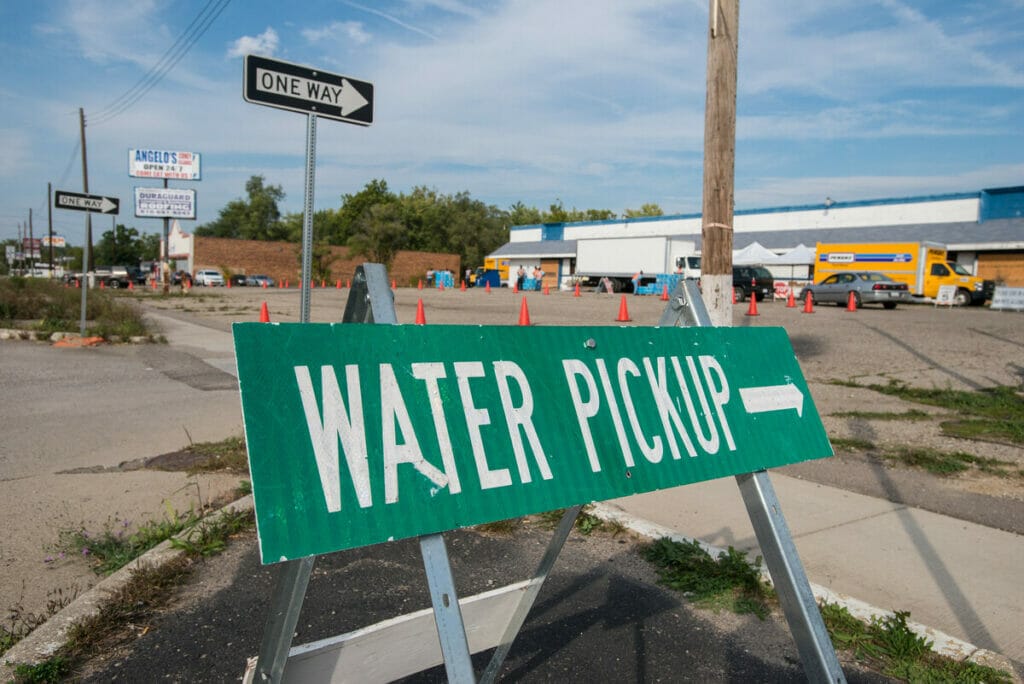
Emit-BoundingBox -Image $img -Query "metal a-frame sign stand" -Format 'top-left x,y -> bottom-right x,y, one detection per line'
248,272 -> 844,683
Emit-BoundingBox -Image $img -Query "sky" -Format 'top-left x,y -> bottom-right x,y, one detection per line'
1,0 -> 1022,245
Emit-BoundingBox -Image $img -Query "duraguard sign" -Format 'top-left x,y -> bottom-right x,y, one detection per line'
233,324 -> 833,563
134,187 -> 197,219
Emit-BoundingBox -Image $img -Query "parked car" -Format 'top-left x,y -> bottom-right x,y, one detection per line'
172,270 -> 193,287
802,272 -> 910,310
245,274 -> 275,288
732,266 -> 775,302
94,265 -> 132,289
229,274 -> 248,287
194,269 -> 225,286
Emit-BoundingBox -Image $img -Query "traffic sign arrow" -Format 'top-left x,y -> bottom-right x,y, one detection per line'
739,383 -> 804,417
338,78 -> 369,116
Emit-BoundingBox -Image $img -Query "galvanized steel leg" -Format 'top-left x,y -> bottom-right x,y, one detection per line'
479,505 -> 582,684
420,533 -> 476,683
254,556 -> 315,683
736,471 -> 846,683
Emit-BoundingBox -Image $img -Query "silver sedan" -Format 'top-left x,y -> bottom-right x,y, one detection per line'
803,272 -> 911,309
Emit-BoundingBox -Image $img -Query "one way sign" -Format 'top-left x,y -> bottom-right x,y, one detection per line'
243,55 -> 373,126
54,190 -> 120,215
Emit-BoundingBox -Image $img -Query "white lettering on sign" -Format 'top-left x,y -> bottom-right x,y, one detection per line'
563,355 -> 736,473
292,355 -> 792,514
255,68 -> 369,114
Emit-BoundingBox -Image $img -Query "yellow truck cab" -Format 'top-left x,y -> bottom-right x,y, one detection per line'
814,241 -> 992,306
471,257 -> 510,287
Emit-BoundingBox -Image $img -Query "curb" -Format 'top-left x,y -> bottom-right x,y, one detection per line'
2,496 -> 1017,681
0,496 -> 254,681
589,502 -> 1021,680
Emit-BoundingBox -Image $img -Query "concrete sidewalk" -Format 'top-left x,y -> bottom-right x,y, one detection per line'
606,474 -> 1024,665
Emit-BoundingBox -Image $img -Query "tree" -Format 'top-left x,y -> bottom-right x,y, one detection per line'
93,224 -> 154,265
624,203 -> 664,218
195,175 -> 287,240
347,203 -> 406,265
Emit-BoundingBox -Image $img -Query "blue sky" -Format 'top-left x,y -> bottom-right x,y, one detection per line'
1,0 -> 1022,244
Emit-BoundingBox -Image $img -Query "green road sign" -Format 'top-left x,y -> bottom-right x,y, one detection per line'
233,323 -> 833,563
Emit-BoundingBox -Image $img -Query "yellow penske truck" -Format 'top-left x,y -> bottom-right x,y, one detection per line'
814,241 -> 993,306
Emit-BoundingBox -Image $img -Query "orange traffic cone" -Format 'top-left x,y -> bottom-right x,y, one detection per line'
128,281 -> 134,292
574,283 -> 581,298
485,281 -> 491,293
321,279 -> 326,289
415,298 -> 426,325
746,294 -> 760,316
346,279 -> 350,288
846,291 -> 858,312
616,295 -> 632,322
439,280 -> 445,291
418,279 -> 423,290
731,287 -> 736,304
802,291 -> 815,313
99,280 -> 105,290
226,279 -> 231,289
460,280 -> 466,292
786,290 -> 796,307
391,279 -> 396,289
259,302 -> 270,323
660,285 -> 669,301
518,297 -> 532,326
512,282 -> 518,294
543,284 -> 550,295
336,279 -> 342,289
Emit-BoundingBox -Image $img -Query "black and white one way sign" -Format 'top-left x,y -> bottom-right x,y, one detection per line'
244,55 -> 373,126
54,190 -> 119,215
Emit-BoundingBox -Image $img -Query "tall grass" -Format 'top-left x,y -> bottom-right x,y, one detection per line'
0,276 -> 148,338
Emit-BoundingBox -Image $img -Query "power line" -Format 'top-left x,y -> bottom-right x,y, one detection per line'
89,0 -> 233,127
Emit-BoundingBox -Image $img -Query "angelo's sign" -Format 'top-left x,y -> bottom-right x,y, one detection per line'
233,324 -> 832,564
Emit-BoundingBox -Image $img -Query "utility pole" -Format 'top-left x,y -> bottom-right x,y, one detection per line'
48,182 -> 54,277
79,107 -> 91,335
28,208 -> 34,273
700,0 -> 739,327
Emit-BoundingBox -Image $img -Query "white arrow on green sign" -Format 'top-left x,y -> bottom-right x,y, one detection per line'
233,323 -> 833,564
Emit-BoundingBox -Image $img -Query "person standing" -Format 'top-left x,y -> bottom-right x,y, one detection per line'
516,265 -> 526,290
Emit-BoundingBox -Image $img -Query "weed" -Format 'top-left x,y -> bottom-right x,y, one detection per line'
1,587 -> 79,657
235,479 -> 253,497
642,537 -> 774,618
0,277 -> 150,338
819,602 -> 1011,683
475,518 -> 523,535
169,509 -> 254,557
56,507 -> 201,575
830,409 -> 931,421
184,435 -> 249,474
13,655 -> 71,682
62,557 -> 191,662
830,380 -> 1024,445
829,437 -> 876,451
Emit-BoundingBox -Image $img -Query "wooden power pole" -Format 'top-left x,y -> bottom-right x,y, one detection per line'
700,0 -> 739,326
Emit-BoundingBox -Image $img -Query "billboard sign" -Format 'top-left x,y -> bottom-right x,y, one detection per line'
134,187 -> 197,219
128,149 -> 201,180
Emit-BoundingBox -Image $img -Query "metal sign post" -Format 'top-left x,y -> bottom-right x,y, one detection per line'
53,189 -> 119,334
661,279 -> 845,682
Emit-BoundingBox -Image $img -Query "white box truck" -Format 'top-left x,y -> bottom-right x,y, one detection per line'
574,237 -> 700,292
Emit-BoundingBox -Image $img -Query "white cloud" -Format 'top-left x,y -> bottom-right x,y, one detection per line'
227,27 -> 279,58
302,21 -> 371,46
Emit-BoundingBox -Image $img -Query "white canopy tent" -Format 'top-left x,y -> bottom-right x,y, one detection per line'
732,241 -> 779,265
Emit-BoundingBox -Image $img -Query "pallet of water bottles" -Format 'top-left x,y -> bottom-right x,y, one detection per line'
434,271 -> 455,288
637,273 -> 683,295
